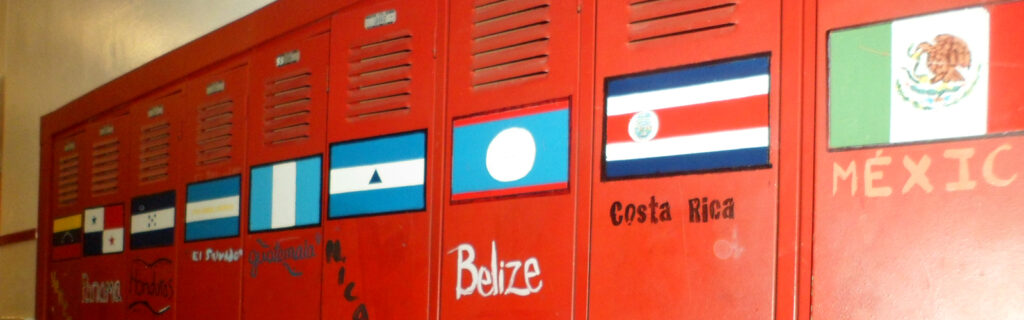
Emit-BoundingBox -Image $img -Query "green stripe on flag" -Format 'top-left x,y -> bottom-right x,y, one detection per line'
828,23 -> 892,148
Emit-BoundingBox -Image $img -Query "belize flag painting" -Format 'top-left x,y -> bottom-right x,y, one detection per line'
603,55 -> 772,179
451,100 -> 570,201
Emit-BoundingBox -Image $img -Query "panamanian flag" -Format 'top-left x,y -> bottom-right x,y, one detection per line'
186,176 -> 240,241
130,191 -> 175,249
828,5 -> 1024,149
329,131 -> 425,217
51,213 -> 82,260
84,204 -> 124,255
452,100 -> 569,201
249,156 -> 321,232
603,55 -> 771,179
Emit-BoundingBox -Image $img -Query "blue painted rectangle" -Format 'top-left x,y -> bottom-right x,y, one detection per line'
329,185 -> 424,217
187,175 -> 240,203
605,147 -> 770,177
185,217 -> 239,241
606,55 -> 770,97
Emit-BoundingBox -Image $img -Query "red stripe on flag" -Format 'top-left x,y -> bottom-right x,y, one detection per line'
606,94 -> 768,143
52,243 -> 82,260
451,182 -> 568,201
987,2 -> 1024,134
454,99 -> 569,127
105,205 -> 123,229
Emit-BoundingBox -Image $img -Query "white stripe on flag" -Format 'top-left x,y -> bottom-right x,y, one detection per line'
271,162 -> 297,229
130,208 -> 175,234
329,158 -> 425,194
102,228 -> 123,253
605,127 -> 770,161
606,75 -> 770,116
84,207 -> 104,233
185,195 -> 240,223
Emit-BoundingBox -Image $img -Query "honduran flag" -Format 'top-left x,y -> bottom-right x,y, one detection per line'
51,213 -> 82,260
186,176 -> 240,241
452,100 -> 569,201
829,5 -> 1024,149
604,55 -> 771,179
84,204 -> 124,255
250,156 -> 321,232
131,191 -> 175,249
329,131 -> 425,218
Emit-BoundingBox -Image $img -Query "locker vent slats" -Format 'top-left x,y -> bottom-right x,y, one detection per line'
90,138 -> 120,196
471,0 -> 551,88
628,1 -> 736,43
347,33 -> 413,120
263,72 -> 313,145
197,100 -> 235,166
139,120 -> 171,183
56,151 -> 79,206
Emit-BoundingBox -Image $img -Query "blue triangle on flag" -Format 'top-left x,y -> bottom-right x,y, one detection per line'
369,169 -> 383,184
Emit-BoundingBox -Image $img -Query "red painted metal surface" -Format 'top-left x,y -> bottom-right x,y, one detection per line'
812,0 -> 1024,318
321,0 -> 444,319
79,255 -> 127,320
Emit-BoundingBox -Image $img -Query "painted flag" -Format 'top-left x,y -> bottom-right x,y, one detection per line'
250,156 -> 321,232
52,214 -> 82,260
329,131 -> 425,217
186,175 -> 240,241
131,191 -> 175,249
452,100 -> 569,201
827,6 -> 1024,149
603,55 -> 771,179
84,204 -> 124,255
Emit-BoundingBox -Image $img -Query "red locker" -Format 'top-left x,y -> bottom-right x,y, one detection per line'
588,1 -> 783,319
79,254 -> 128,320
50,128 -> 86,262
83,112 -> 132,207
813,1 -> 1024,318
441,0 -> 584,318
322,1 -> 444,319
243,20 -> 330,320
176,57 -> 250,320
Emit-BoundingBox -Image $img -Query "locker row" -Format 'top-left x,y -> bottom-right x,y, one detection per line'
39,0 -> 1024,319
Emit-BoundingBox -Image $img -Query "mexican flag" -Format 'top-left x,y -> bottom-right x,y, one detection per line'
828,5 -> 1024,149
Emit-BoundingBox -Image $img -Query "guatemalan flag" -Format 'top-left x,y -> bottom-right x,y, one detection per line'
84,204 -> 124,255
329,131 -> 425,217
186,176 -> 240,241
452,100 -> 569,201
249,156 -> 321,232
603,55 -> 771,179
131,191 -> 176,249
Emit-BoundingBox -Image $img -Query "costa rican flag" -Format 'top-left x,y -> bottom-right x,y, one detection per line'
84,204 -> 124,255
130,191 -> 176,249
603,55 -> 772,179
249,156 -> 321,232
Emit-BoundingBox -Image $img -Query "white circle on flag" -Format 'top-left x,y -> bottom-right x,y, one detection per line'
628,110 -> 659,142
486,127 -> 536,182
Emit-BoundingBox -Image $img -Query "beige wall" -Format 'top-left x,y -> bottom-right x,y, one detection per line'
0,1 -> 274,317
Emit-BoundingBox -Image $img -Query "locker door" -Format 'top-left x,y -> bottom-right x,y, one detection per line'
128,87 -> 185,196
80,203 -> 128,320
51,128 -> 86,262
177,57 -> 250,320
813,1 -> 1024,318
243,20 -> 330,320
589,1 -> 783,318
441,0 -> 583,318
84,112 -> 131,206
323,1 -> 442,319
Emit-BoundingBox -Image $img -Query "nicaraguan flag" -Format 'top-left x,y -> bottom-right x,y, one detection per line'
52,213 -> 82,260
186,176 -> 240,241
84,204 -> 124,255
452,100 -> 569,201
130,191 -> 175,249
329,131 -> 425,217
603,55 -> 771,178
250,156 -> 321,231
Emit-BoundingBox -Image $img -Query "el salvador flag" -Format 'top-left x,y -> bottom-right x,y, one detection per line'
329,131 -> 425,218
249,156 -> 321,232
451,100 -> 569,201
186,176 -> 240,241
130,191 -> 176,249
